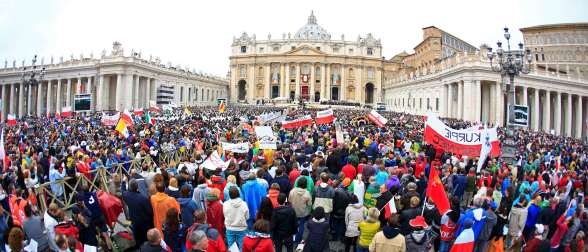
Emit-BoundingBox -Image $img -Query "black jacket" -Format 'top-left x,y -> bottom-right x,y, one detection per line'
399,207 -> 421,235
376,191 -> 394,226
331,187 -> 351,219
303,219 -> 329,252
140,242 -> 167,252
273,175 -> 292,195
271,205 -> 297,239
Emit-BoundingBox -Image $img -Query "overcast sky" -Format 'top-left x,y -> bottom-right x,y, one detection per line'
0,0 -> 586,77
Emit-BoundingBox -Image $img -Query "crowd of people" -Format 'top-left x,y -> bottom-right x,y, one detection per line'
0,104 -> 586,252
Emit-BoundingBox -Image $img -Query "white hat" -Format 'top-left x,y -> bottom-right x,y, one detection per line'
535,224 -> 544,234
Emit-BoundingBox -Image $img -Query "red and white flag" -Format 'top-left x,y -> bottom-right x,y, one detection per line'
424,115 -> 500,158
383,198 -> 397,219
367,110 -> 388,127
6,114 -> 16,126
315,109 -> 335,125
449,227 -> 475,252
133,108 -> 144,116
101,112 -> 121,126
61,106 -> 72,117
282,115 -> 312,129
121,109 -> 134,126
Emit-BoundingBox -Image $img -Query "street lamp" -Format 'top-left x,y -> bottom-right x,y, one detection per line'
21,55 -> 46,117
486,27 -> 532,127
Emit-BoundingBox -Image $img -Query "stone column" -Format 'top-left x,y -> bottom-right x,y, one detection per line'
340,64 -> 346,101
533,89 -> 540,131
115,74 -> 123,111
462,80 -> 473,121
320,64 -> 326,100
126,74 -> 134,109
10,83 -> 15,115
295,63 -> 300,99
284,63 -> 290,98
1,84 -> 7,120
495,81 -> 503,126
474,80 -> 482,122
96,75 -> 104,111
145,77 -> 151,107
565,93 -> 572,137
46,80 -> 52,114
19,82 -> 25,117
457,81 -> 463,120
279,64 -> 286,97
325,64 -> 331,100
36,80 -> 43,117
56,79 -> 62,112
77,77 -> 81,94
441,83 -> 448,117
555,92 -> 562,135
133,75 -> 140,108
447,83 -> 453,118
26,84 -> 32,116
66,78 -> 71,107
543,91 -> 551,132
576,96 -> 583,139
356,67 -> 362,102
310,64 -> 316,102
265,64 -> 271,99
522,86 -> 528,106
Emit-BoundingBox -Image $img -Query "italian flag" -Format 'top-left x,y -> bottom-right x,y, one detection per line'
146,112 -> 155,126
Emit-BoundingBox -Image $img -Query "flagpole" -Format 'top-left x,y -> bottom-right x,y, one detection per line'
420,196 -> 428,216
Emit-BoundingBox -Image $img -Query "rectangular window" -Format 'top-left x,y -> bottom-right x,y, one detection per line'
427,98 -> 430,109
239,66 -> 246,77
541,54 -> 545,61
240,46 -> 247,53
367,67 -> 374,79
291,46 -> 296,50
535,54 -> 539,61
367,48 -> 373,55
259,47 -> 264,53
349,48 -> 354,53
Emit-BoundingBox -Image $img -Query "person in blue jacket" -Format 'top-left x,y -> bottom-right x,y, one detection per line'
455,197 -> 487,240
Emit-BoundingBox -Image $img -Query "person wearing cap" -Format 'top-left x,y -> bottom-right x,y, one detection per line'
357,207 -> 380,252
405,215 -> 431,251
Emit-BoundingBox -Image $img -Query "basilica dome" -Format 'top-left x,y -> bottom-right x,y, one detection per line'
294,11 -> 331,40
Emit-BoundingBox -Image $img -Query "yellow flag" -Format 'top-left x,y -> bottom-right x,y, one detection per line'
184,107 -> 193,116
219,100 -> 225,113
115,118 -> 129,138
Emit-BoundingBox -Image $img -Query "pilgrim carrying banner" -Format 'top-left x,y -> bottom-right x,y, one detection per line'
424,115 -> 500,157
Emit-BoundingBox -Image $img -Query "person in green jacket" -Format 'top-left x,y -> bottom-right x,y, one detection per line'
294,169 -> 314,194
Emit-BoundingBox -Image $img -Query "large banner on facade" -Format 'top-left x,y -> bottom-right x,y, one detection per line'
424,115 -> 500,157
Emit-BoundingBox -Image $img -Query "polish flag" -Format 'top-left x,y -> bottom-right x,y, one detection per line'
55,112 -> 62,122
383,198 -> 397,219
6,114 -> 16,126
121,109 -> 134,126
149,106 -> 161,113
367,110 -> 388,127
315,109 -> 335,125
449,227 -> 475,252
133,108 -> 144,116
61,106 -> 72,117
282,115 -> 312,129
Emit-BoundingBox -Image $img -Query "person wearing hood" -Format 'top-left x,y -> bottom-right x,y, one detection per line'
242,219 -> 274,252
405,215 -> 431,251
313,173 -> 335,216
192,176 -> 211,211
150,182 -> 180,234
206,188 -> 225,239
475,200 -> 497,252
294,169 -> 314,194
223,175 -> 242,202
241,173 -> 267,228
208,168 -> 226,201
344,194 -> 366,252
271,193 -> 297,252
375,182 -> 395,227
369,214 -> 405,252
177,185 -> 197,230
439,207 -> 460,252
185,210 -> 226,252
455,197 -> 487,240
223,186 -> 249,250
357,207 -> 380,252
123,179 -> 154,248
288,176 -> 312,244
165,177 -> 181,199
303,206 -> 330,252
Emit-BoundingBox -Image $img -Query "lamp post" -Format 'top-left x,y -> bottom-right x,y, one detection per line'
486,27 -> 532,127
21,55 -> 46,117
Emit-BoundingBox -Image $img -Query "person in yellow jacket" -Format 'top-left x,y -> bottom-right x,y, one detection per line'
357,207 -> 380,252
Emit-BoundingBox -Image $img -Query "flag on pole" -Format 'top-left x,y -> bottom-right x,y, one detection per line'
426,167 -> 451,216
115,118 -> 129,138
219,100 -> 226,113
383,198 -> 397,219
146,111 -> 155,126
6,114 -> 16,126
121,109 -> 134,126
476,126 -> 493,173
61,106 -> 72,117
184,107 -> 193,116
315,109 -> 335,125
133,108 -> 144,116
367,110 -> 388,127
282,115 -> 313,129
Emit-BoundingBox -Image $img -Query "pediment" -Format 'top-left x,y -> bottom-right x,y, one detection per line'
285,45 -> 327,56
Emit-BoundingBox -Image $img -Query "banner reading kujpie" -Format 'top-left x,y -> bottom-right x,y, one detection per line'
424,115 -> 500,157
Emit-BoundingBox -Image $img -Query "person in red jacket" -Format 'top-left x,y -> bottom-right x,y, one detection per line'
242,219 -> 274,252
206,189 -> 225,238
209,168 -> 227,201
341,163 -> 356,180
